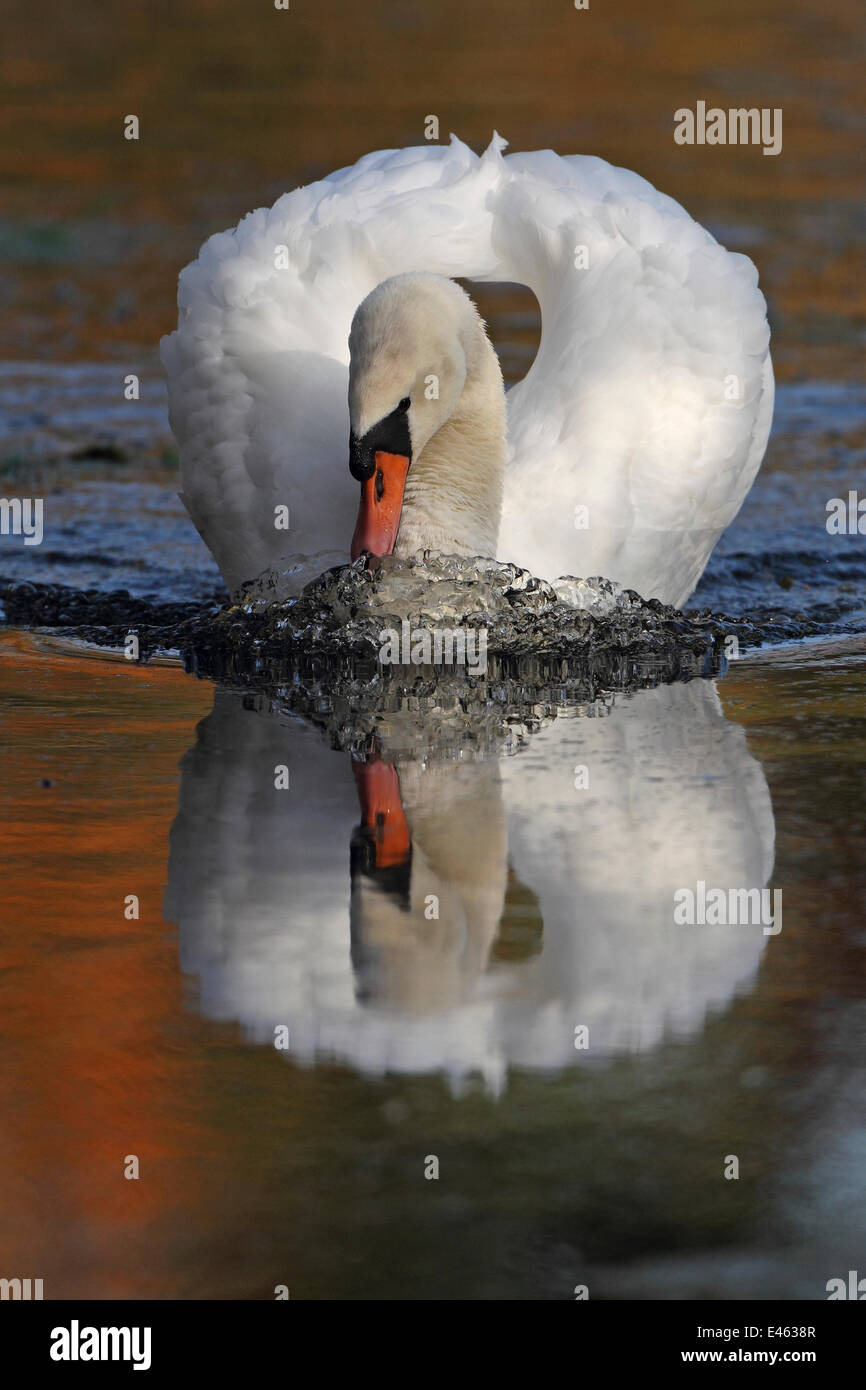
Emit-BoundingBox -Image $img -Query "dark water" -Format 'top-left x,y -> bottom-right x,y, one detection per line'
691,381 -> 866,629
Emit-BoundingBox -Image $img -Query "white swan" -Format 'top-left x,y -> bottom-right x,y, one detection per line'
161,134 -> 774,607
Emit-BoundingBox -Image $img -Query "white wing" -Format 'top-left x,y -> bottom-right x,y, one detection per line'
160,137 -> 504,594
494,150 -> 774,605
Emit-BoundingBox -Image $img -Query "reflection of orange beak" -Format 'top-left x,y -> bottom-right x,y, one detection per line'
351,451 -> 410,560
352,758 -> 411,869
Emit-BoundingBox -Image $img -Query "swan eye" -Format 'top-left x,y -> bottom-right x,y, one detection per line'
398,396 -> 410,412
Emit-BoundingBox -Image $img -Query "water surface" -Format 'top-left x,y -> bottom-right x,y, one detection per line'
1,631 -> 863,1298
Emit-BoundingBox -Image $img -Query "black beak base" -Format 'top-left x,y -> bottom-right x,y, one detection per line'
349,401 -> 412,481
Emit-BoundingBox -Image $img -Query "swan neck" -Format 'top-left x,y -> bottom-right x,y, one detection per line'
396,328 -> 507,559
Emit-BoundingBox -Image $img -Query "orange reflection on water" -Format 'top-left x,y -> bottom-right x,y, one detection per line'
0,633 -> 215,1298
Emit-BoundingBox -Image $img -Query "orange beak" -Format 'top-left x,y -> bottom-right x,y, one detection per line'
352,757 -> 411,869
351,450 -> 410,560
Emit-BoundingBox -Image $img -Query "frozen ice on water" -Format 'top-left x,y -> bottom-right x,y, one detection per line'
1,551 -> 745,715
551,573 -> 642,615
241,553 -> 639,625
233,552 -> 670,661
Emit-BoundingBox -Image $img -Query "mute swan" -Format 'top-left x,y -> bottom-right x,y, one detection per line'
161,135 -> 774,607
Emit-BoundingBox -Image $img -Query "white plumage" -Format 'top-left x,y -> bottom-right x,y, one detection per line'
161,134 -> 773,605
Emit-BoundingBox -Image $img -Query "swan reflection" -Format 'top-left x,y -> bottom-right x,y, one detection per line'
165,678 -> 775,1088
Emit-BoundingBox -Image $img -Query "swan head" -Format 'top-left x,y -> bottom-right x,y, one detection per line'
348,273 -> 506,561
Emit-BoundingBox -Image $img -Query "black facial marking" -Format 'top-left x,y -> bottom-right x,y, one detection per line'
349,399 -> 413,481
